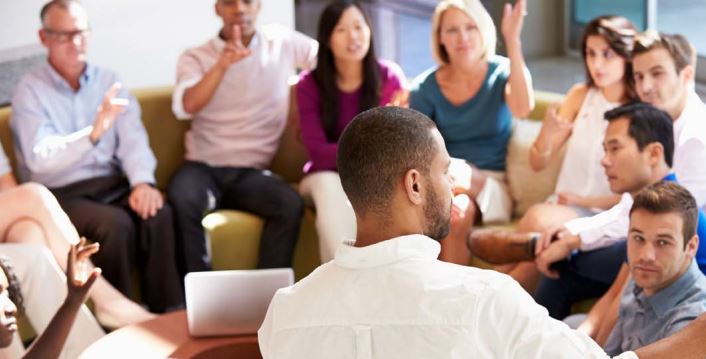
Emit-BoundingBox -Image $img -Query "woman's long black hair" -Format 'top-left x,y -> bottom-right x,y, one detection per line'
312,0 -> 381,142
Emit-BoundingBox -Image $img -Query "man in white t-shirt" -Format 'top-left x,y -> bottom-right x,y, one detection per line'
633,31 -> 706,209
257,106 -> 637,359
168,0 -> 318,275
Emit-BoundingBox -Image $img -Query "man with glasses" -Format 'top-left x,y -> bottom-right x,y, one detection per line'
9,0 -> 183,313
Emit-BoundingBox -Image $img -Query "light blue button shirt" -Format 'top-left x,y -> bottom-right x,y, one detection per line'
10,62 -> 156,188
605,260 -> 706,355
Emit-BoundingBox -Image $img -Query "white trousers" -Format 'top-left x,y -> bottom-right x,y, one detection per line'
0,244 -> 104,359
299,171 -> 357,263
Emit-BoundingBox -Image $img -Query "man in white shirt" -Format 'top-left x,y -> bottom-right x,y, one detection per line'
257,106 -> 636,359
168,0 -> 318,274
632,31 -> 706,209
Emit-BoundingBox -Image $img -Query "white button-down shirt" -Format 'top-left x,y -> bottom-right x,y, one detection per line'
258,234 -> 637,359
672,90 -> 706,209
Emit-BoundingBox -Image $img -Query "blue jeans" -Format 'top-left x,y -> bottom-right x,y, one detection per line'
534,241 -> 627,319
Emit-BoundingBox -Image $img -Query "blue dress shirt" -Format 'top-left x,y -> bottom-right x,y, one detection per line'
10,62 -> 156,188
604,261 -> 706,355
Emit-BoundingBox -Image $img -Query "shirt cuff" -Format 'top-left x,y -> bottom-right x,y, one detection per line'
172,77 -> 201,120
127,171 -> 156,188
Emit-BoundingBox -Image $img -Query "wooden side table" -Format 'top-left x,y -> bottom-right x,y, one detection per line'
80,310 -> 261,359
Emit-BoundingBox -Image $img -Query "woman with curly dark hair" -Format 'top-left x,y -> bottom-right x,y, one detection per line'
0,240 -> 99,358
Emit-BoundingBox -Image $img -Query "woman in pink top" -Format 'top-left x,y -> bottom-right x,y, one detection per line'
297,0 -> 405,262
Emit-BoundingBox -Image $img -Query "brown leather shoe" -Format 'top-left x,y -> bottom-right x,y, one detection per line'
467,229 -> 539,265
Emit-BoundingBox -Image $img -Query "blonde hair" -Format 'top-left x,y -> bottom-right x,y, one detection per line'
431,0 -> 496,65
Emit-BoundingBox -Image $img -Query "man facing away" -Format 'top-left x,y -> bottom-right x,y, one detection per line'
257,106 -> 637,358
168,0 -> 318,275
9,0 -> 182,313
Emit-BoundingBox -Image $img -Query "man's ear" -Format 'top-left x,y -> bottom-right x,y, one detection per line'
646,142 -> 665,167
404,169 -> 423,205
215,1 -> 222,17
685,235 -> 699,259
681,64 -> 695,85
39,29 -> 49,48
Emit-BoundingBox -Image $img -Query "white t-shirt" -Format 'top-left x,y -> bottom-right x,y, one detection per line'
258,234 -> 637,359
673,90 -> 706,209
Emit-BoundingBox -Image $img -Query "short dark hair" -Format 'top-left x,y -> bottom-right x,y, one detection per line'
604,102 -> 674,167
40,0 -> 84,26
630,181 -> 699,248
337,107 -> 438,217
634,31 -> 693,73
0,256 -> 24,315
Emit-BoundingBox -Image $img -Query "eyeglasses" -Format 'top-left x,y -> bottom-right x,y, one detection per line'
43,28 -> 90,43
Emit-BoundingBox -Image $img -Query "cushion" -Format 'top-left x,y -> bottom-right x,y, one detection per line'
506,119 -> 566,217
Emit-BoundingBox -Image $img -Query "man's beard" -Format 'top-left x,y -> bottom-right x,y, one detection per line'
423,182 -> 451,240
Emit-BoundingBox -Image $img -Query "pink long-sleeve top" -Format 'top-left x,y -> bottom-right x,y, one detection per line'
296,59 -> 405,173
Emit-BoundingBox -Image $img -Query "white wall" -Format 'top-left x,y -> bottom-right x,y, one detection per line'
0,0 -> 294,89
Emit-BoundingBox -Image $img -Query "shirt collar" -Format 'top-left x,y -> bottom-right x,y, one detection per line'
637,261 -> 701,318
334,234 -> 441,269
44,61 -> 94,90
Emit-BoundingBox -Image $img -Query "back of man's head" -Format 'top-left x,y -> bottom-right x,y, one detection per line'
634,30 -> 694,73
337,107 -> 438,218
604,102 -> 674,167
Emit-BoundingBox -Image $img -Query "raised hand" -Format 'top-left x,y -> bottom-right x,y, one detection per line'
91,82 -> 127,144
387,89 -> 410,107
218,24 -> 252,70
542,103 -> 574,138
66,238 -> 101,306
501,0 -> 526,43
128,183 -> 164,220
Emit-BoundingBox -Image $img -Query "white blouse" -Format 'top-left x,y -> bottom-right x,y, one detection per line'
554,87 -> 619,202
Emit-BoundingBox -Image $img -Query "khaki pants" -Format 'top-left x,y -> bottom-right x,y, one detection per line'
299,171 -> 357,263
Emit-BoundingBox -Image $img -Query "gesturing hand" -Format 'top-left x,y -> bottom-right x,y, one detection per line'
91,82 -> 127,144
541,103 -> 574,138
66,238 -> 101,306
387,89 -> 410,107
501,0 -> 526,43
129,183 -> 164,220
218,24 -> 252,70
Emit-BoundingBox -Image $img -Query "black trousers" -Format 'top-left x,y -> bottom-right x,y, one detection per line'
51,175 -> 183,313
167,161 -> 304,275
533,241 -> 627,319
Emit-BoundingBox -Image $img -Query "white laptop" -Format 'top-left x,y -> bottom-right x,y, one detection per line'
184,268 -> 294,337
